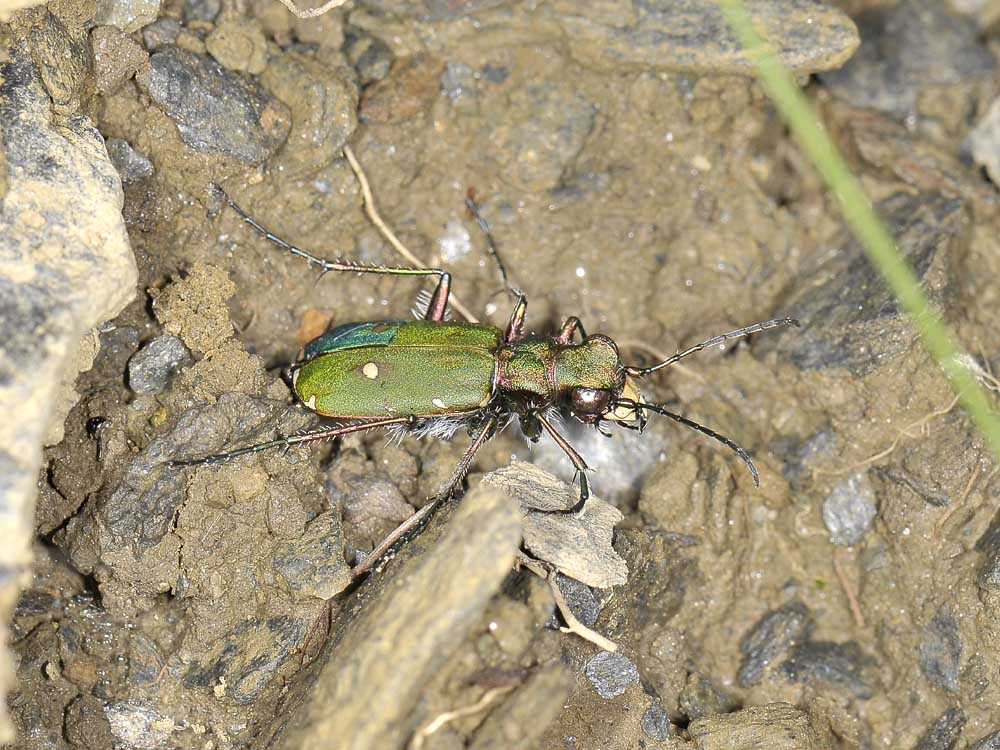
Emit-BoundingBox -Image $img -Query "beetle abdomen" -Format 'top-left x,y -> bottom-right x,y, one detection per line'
294,321 -> 502,419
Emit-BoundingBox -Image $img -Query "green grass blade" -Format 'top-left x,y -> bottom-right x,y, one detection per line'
718,0 -> 1000,460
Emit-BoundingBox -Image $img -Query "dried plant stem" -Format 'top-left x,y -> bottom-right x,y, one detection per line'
408,686 -> 515,750
342,144 -> 478,323
275,0 -> 347,18
518,554 -> 618,652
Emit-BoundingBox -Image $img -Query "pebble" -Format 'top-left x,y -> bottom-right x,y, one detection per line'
106,138 -> 154,183
821,0 -> 994,119
553,573 -> 601,628
137,48 -> 290,164
689,703 -> 832,749
126,335 -> 192,395
141,18 -> 180,50
780,640 -> 874,699
919,608 -> 962,692
679,672 -> 735,721
738,601 -> 813,687
90,25 -> 148,95
185,0 -> 221,23
344,28 -> 394,85
584,651 -> 640,699
822,472 -> 877,546
205,17 -> 269,75
915,708 -> 967,750
94,0 -> 161,32
641,700 -> 673,741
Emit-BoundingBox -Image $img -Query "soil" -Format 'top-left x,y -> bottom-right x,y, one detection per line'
7,0 -> 1000,748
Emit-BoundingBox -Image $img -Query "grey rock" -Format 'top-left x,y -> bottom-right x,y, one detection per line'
138,48 -> 290,164
95,0 -> 161,32
966,97 -> 1000,189
978,547 -> 1000,590
441,62 -> 476,102
126,335 -> 191,394
344,28 -> 394,85
273,510 -> 352,599
641,700 -> 673,741
482,462 -> 628,588
584,651 -> 640,699
738,601 -> 813,687
679,672 -> 735,721
920,609 -> 962,692
821,0 -> 994,119
185,0 -> 221,23
274,486 -> 521,750
141,18 -> 180,51
822,472 -> 877,546
183,616 -> 310,704
780,641 -> 875,699
553,573 -> 601,627
773,429 -> 835,483
551,0 -> 858,75
761,192 -> 965,375
107,137 -> 154,183
915,708 -> 966,750
0,43 -> 136,738
970,730 -> 1000,750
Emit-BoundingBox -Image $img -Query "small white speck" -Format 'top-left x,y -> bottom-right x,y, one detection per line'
488,621 -> 498,632
485,302 -> 498,316
432,397 -> 446,409
363,363 -> 379,379
685,279 -> 693,287
575,266 -> 586,278
902,527 -> 911,536
303,395 -> 317,409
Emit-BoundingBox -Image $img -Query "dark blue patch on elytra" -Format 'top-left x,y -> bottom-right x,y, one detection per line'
303,321 -> 402,361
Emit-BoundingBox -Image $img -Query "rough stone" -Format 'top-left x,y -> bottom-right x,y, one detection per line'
738,601 -> 813,687
137,47 -> 291,164
468,665 -> 573,750
344,27 -> 394,85
94,0 -> 160,32
550,0 -> 858,75
482,462 -> 628,588
678,672 -> 736,721
90,25 -> 148,95
274,486 -> 521,750
273,510 -> 352,599
915,708 -> 967,750
919,608 -> 962,692
141,18 -> 180,50
821,0 -> 994,119
641,700 -> 673,741
126,334 -> 192,395
822,472 -> 877,546
689,703 -> 831,750
969,730 -> 1000,750
0,41 -> 135,742
584,651 -> 640,698
760,192 -> 966,375
360,54 -> 445,124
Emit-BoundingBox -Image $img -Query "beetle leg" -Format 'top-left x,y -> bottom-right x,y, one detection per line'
504,294 -> 528,344
536,413 -> 591,513
214,185 -> 451,302
352,413 -> 499,578
556,316 -> 587,345
170,416 -> 412,467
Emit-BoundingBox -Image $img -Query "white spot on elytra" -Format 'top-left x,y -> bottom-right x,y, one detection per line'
291,369 -> 299,388
363,362 -> 379,379
304,395 -> 317,409
432,397 -> 446,409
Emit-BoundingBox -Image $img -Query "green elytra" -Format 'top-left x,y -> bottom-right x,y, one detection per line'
173,186 -> 798,575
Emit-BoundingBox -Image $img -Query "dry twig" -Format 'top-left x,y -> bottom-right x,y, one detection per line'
517,553 -> 618,652
408,686 -> 515,750
275,0 -> 347,18
832,548 -> 865,629
342,144 -> 478,323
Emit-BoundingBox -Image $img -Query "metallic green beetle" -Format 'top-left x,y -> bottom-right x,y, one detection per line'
175,189 -> 798,521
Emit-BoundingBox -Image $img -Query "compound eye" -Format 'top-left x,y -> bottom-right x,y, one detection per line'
570,387 -> 611,419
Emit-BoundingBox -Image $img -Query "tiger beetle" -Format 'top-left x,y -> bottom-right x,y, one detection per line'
173,186 -> 798,564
